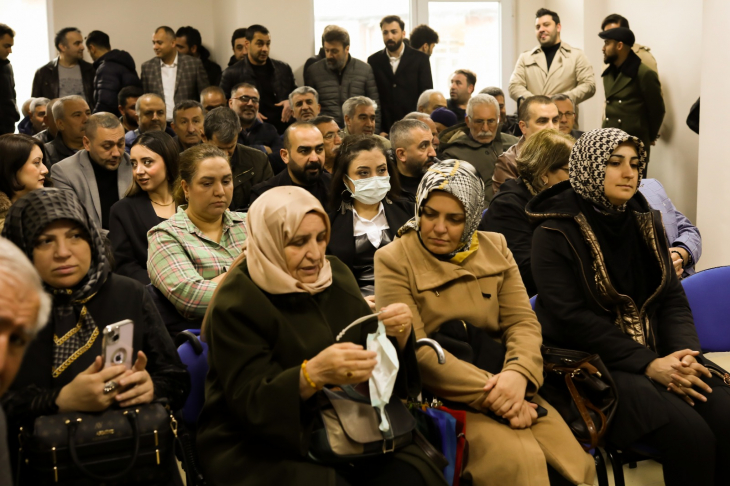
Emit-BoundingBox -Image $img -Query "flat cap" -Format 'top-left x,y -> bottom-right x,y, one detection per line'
598,27 -> 635,47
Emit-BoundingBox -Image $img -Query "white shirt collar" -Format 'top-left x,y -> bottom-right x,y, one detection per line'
160,53 -> 178,68
388,43 -> 405,60
352,203 -> 389,248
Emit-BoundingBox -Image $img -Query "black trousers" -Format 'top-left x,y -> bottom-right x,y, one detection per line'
638,373 -> 730,486
335,455 -> 428,486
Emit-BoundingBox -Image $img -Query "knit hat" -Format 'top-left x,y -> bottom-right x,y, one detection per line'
430,107 -> 458,128
569,128 -> 647,212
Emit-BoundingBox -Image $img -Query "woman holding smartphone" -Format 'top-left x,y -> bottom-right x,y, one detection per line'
0,188 -> 189,484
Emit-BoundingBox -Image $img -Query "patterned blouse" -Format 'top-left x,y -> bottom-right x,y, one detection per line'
147,206 -> 247,319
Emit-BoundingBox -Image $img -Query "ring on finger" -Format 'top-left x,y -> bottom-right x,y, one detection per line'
103,380 -> 118,394
346,371 -> 353,378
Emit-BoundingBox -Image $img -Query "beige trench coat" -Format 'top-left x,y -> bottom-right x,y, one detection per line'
375,230 -> 595,486
508,42 -> 595,106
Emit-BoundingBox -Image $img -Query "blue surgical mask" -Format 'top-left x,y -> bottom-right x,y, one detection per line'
346,175 -> 391,205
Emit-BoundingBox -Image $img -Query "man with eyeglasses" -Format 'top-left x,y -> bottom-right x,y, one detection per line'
229,82 -> 285,173
440,94 -> 519,208
551,93 -> 583,139
492,95 -> 559,196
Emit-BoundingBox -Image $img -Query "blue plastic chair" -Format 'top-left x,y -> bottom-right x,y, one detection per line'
529,295 -> 537,310
681,266 -> 730,352
175,329 -> 209,426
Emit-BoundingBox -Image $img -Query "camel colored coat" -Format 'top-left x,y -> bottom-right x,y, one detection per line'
375,230 -> 594,486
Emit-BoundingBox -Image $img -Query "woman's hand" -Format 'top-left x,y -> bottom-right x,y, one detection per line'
116,351 -> 155,407
55,356 -> 128,413
667,354 -> 712,406
481,370 -> 528,417
507,401 -> 538,429
378,303 -> 412,350
307,343 -> 378,388
646,349 -> 706,405
364,295 -> 377,312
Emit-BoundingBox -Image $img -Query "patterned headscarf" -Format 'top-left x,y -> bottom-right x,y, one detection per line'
569,128 -> 647,212
399,160 -> 484,261
1,188 -> 109,380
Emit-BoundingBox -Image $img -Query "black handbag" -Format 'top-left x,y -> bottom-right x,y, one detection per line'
540,346 -> 618,450
308,385 -> 416,464
19,401 -> 177,485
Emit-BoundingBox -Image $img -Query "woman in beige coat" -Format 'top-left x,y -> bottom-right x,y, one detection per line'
374,160 -> 594,486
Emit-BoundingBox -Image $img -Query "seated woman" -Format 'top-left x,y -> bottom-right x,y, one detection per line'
528,128 -> 730,486
196,186 -> 446,486
375,160 -> 594,486
479,129 -> 573,296
327,135 -> 414,307
109,131 -> 179,284
147,144 -> 247,323
0,188 -> 189,484
0,134 -> 50,231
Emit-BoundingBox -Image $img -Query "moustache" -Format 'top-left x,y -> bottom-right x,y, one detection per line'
304,160 -> 322,171
476,131 -> 494,139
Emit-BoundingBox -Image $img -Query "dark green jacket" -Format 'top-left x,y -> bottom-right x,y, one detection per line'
196,257 -> 446,486
602,50 -> 665,149
439,127 -> 519,207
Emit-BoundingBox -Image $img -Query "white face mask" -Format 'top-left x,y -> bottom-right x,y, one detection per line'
346,175 -> 391,205
367,321 -> 400,433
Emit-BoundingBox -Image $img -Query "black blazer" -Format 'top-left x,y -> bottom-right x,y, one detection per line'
109,192 -> 163,284
327,197 -> 414,270
367,46 -> 433,132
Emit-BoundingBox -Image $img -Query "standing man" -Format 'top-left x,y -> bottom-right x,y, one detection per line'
551,93 -> 583,139
171,100 -> 205,152
311,115 -> 342,173
219,25 -> 297,134
416,89 -> 447,114
390,118 -> 438,201
118,86 -> 142,132
141,26 -> 210,123
368,15 -> 433,133
409,25 -> 439,56
305,26 -> 380,129
448,69 -> 476,121
85,30 -> 141,115
32,28 -> 95,103
289,87 -> 321,122
509,9 -> 595,117
0,24 -> 19,135
229,28 -> 247,68
45,95 -> 91,166
601,14 -> 657,72
600,27 -> 664,165
176,26 -> 222,87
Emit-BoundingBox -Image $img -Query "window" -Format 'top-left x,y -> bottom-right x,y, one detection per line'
313,0 -> 410,62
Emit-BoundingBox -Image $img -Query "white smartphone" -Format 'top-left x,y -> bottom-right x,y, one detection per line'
102,320 -> 135,370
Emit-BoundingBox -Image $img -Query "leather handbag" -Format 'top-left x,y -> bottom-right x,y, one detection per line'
19,401 -> 177,485
308,385 -> 416,464
540,346 -> 618,450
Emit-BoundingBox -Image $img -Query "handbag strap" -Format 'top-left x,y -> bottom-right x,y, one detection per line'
562,371 -> 607,450
67,410 -> 141,481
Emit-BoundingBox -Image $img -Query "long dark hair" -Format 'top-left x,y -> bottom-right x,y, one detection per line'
0,134 -> 51,199
328,135 -> 401,211
126,131 -> 180,196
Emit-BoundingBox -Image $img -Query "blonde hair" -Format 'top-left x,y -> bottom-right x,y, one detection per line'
516,129 -> 574,193
174,144 -> 229,205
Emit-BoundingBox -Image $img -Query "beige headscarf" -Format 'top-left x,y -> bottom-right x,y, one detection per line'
246,186 -> 333,295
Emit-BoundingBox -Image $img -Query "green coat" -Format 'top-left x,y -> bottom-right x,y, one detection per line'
602,50 -> 665,152
196,256 -> 447,486
439,127 -> 519,207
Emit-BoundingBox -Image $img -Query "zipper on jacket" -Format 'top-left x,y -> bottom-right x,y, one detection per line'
636,212 -> 669,350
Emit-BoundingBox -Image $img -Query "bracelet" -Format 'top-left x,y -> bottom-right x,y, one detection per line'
301,360 -> 322,390
670,250 -> 687,268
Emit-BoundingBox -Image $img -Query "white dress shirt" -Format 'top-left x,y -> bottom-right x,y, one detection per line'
352,203 -> 389,248
388,44 -> 405,74
160,54 -> 178,121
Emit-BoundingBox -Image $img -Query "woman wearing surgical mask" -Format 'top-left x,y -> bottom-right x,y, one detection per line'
328,135 -> 414,310
196,186 -> 445,486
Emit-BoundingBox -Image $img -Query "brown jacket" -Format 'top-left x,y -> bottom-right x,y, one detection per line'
0,191 -> 10,233
492,135 -> 524,196
375,230 -> 594,486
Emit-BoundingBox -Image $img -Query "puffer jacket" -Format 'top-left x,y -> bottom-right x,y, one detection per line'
92,49 -> 141,115
304,56 -> 380,130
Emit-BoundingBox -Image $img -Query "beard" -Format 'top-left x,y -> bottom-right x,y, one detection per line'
326,57 -> 346,72
604,52 -> 618,64
386,39 -> 403,53
290,160 -> 323,185
538,31 -> 558,47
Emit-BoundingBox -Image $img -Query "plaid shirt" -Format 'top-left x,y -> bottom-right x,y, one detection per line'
147,206 -> 247,319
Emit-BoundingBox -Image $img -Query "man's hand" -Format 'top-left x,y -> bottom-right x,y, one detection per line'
670,247 -> 689,278
276,100 -> 292,122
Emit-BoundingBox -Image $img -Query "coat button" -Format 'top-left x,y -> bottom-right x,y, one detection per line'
605,117 -> 609,121
606,100 -> 610,104
618,100 -> 622,103
393,83 -> 397,88
618,119 -> 622,123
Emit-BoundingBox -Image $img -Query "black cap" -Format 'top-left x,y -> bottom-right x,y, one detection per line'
598,27 -> 635,47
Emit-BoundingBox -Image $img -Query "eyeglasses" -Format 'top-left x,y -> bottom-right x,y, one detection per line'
558,111 -> 575,119
232,95 -> 259,105
473,119 -> 499,127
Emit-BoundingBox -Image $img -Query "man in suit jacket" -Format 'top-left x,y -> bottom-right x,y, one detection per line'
50,113 -> 132,231
31,27 -> 95,103
141,26 -> 209,122
367,15 -> 433,134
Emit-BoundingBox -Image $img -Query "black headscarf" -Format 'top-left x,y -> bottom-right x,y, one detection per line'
1,188 -> 109,384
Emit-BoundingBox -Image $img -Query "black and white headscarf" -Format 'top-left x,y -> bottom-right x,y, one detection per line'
399,159 -> 484,260
569,128 -> 647,212
2,188 -> 109,382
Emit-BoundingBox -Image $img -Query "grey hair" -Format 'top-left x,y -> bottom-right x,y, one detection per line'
288,86 -> 319,107
551,93 -> 575,109
416,89 -> 441,111
342,96 -> 377,120
30,97 -> 50,113
404,111 -> 430,122
85,112 -> 122,139
0,238 -> 51,334
466,94 -> 500,119
52,95 -> 86,121
479,86 -> 505,99
135,93 -> 166,116
390,118 -> 430,149
204,106 -> 241,144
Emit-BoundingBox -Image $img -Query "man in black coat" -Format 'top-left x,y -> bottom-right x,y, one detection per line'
219,24 -> 297,134
85,30 -> 141,115
0,24 -> 19,135
367,15 -> 433,134
176,26 -> 222,87
228,28 -> 247,68
32,27 -> 95,103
